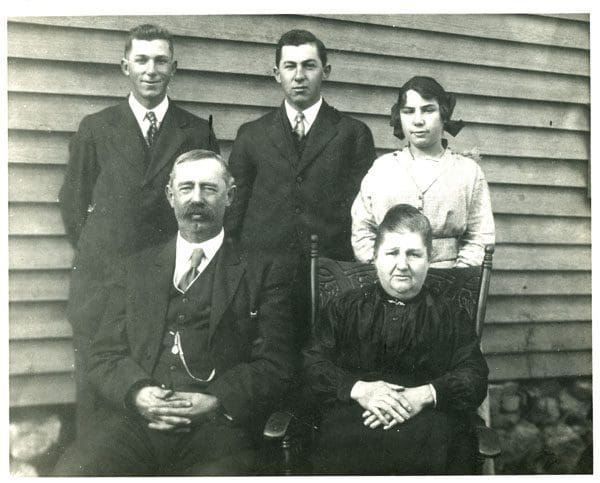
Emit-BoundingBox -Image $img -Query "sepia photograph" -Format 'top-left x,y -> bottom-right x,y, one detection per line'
5,0 -> 594,476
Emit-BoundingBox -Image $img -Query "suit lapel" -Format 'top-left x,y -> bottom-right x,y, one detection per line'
107,101 -> 147,176
208,239 -> 245,345
266,104 -> 300,168
135,239 -> 176,342
143,102 -> 188,184
296,101 -> 340,173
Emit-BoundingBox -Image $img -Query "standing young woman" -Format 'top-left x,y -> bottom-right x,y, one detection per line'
351,76 -> 495,267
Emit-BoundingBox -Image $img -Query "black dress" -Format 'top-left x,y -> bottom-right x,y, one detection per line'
302,283 -> 489,475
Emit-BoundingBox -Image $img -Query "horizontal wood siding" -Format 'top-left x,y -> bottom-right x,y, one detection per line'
8,14 -> 590,406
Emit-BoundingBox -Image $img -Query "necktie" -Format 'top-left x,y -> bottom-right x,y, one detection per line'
293,112 -> 305,141
145,111 -> 158,146
178,247 -> 205,292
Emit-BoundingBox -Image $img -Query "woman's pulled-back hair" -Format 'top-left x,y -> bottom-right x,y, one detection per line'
390,76 -> 464,141
374,203 -> 433,259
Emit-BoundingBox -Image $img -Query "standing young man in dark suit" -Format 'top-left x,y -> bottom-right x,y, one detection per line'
59,23 -> 220,434
54,150 -> 296,476
226,29 -> 376,340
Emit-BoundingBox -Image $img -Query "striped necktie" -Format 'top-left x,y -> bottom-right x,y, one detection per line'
178,248 -> 205,292
145,111 -> 158,146
293,112 -> 305,141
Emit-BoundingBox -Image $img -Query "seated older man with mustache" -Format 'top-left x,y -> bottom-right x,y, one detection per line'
54,150 -> 297,476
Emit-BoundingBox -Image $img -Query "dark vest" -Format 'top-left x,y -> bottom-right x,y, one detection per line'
152,251 -> 219,391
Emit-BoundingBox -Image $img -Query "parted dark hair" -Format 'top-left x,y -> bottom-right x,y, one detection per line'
275,29 -> 328,67
169,149 -> 234,188
390,76 -> 464,141
374,204 -> 433,259
124,24 -> 174,57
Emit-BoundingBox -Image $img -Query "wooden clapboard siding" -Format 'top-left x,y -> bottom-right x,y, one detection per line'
7,162 -> 592,220
10,301 -> 69,337
10,205 -> 591,245
482,321 -> 592,353
9,129 -> 590,189
486,351 -> 592,381
486,295 -> 591,323
8,14 -> 590,406
9,270 -> 71,302
11,373 -> 76,406
8,21 -> 591,104
8,93 -> 591,160
9,57 -> 591,132
7,236 -> 591,272
9,15 -> 590,77
539,14 -> 589,22
7,128 -> 235,166
315,14 -> 590,49
10,339 -> 75,375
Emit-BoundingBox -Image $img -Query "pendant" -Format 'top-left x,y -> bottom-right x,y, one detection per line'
171,344 -> 179,355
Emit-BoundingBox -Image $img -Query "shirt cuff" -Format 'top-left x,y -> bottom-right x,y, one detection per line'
428,383 -> 437,408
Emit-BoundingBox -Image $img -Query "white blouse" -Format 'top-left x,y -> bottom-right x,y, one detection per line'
351,147 -> 495,267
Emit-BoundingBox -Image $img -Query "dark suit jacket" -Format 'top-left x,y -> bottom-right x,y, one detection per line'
226,101 -> 376,261
59,99 -> 219,339
87,237 -> 297,427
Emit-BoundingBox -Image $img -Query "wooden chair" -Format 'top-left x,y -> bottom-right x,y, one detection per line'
264,235 -> 501,474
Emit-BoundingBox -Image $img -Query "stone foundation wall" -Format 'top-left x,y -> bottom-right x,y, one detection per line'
490,377 -> 593,474
9,405 -> 75,476
9,377 -> 593,475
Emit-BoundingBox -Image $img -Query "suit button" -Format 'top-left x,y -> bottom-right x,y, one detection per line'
296,176 -> 303,184
178,314 -> 185,321
182,297 -> 188,304
170,365 -> 176,371
295,207 -> 302,214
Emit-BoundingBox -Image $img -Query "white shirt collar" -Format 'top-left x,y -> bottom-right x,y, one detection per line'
173,229 -> 224,292
128,94 -> 169,131
284,97 -> 323,135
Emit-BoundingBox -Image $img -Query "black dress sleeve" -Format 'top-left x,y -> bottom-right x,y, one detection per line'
429,306 -> 489,413
302,296 -> 361,404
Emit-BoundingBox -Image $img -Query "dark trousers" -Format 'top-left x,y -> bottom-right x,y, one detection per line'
311,403 -> 477,475
54,410 -> 257,476
68,263 -> 111,436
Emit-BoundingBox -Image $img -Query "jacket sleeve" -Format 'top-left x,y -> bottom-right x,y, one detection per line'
344,122 -> 376,212
429,308 -> 489,413
206,257 -> 298,425
302,297 -> 360,404
456,164 -> 495,267
87,262 -> 156,408
224,124 -> 256,239
58,116 -> 100,248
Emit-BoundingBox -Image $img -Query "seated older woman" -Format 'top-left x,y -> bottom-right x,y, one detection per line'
302,204 -> 488,475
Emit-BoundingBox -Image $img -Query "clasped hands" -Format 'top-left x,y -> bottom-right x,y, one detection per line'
350,380 -> 433,430
134,386 -> 219,432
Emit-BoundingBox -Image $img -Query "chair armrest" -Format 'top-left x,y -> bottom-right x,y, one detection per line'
475,424 -> 501,458
263,411 -> 294,440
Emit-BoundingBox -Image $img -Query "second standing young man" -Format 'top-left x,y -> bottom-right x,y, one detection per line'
226,29 -> 376,340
